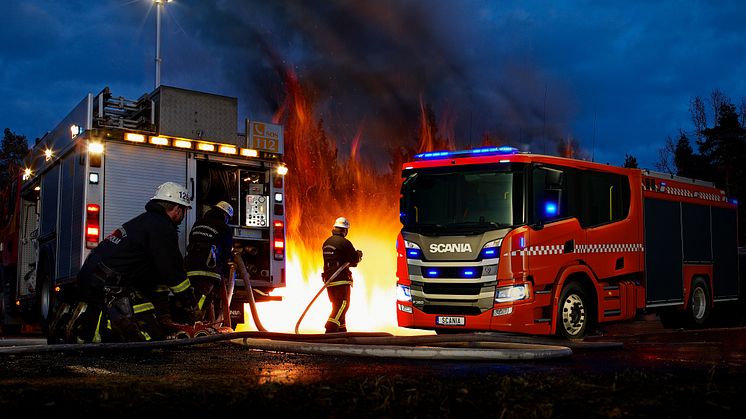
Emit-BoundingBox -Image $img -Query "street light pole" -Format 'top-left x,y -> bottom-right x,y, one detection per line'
154,0 -> 171,89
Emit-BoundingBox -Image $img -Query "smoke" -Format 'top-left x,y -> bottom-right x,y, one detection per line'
172,0 -> 576,167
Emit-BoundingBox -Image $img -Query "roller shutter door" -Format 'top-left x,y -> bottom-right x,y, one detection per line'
103,142 -> 188,253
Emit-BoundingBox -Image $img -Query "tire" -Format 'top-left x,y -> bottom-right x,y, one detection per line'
685,279 -> 711,328
557,282 -> 591,339
36,256 -> 57,343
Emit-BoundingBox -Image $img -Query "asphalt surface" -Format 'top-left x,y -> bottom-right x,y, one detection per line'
2,319 -> 746,418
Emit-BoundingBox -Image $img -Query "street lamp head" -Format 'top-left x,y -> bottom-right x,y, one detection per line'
154,0 -> 172,4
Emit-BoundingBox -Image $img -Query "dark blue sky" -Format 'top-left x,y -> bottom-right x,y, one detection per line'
1,0 -> 744,170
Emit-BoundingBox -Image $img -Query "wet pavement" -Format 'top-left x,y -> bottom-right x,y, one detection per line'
1,319 -> 746,417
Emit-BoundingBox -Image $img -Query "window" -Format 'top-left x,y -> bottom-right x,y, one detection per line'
531,166 -> 569,224
580,171 -> 630,227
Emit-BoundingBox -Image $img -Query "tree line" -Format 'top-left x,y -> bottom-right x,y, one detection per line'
655,90 -> 746,244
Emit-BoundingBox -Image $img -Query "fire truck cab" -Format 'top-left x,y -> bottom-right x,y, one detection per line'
0,85 -> 287,333
396,146 -> 741,338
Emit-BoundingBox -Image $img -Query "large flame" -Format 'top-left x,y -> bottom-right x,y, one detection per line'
237,69 -> 432,335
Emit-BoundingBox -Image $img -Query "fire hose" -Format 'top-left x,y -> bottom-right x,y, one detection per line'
0,331 -> 582,360
232,250 -> 266,332
294,262 -> 350,334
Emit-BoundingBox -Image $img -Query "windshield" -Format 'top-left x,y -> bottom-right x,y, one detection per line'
400,164 -> 524,235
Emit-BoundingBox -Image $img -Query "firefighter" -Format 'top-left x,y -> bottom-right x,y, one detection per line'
62,182 -> 200,343
321,217 -> 363,333
182,201 -> 234,323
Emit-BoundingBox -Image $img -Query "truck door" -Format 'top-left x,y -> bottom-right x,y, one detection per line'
526,165 -> 585,286
103,142 -> 188,253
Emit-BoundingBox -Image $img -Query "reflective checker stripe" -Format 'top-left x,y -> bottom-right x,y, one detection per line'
510,243 -> 644,257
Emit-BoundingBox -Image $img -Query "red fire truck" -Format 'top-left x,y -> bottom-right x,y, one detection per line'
395,146 -> 741,338
0,85 -> 287,334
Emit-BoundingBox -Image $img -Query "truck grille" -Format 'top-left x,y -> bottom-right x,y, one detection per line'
423,283 -> 483,295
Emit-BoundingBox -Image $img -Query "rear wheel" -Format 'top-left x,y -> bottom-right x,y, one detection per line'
557,282 -> 591,339
36,256 -> 57,343
685,279 -> 711,328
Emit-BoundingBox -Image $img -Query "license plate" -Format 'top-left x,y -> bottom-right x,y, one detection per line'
436,316 -> 465,326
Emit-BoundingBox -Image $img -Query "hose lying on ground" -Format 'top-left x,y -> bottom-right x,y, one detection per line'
0,330 -> 585,361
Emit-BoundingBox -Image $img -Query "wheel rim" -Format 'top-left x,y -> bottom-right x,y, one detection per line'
691,286 -> 707,320
562,294 -> 585,336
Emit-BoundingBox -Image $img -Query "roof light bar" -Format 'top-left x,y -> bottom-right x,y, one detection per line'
414,146 -> 519,160
149,136 -> 169,146
173,140 -> 192,149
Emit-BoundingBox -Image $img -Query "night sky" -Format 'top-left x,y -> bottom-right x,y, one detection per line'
1,0 -> 744,170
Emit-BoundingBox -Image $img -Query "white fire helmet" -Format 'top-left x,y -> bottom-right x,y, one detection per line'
333,217 -> 350,230
151,182 -> 192,208
214,201 -> 234,218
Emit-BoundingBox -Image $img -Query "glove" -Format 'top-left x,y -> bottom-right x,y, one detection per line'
356,250 -> 363,262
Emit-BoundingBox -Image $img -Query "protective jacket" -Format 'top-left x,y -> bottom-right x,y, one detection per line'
185,208 -> 233,276
81,200 -> 189,295
322,232 -> 360,283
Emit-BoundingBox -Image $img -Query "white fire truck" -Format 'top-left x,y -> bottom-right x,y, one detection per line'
0,85 -> 287,333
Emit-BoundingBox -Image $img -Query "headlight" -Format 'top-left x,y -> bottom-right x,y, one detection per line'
495,284 -> 529,303
396,284 -> 412,302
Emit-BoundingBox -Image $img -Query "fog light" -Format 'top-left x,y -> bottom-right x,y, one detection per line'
396,284 -> 411,302
493,307 -> 513,316
398,303 -> 413,314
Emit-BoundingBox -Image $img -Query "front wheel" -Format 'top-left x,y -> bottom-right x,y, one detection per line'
557,282 -> 591,339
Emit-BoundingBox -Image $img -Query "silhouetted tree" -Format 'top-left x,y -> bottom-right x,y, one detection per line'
661,90 -> 746,243
0,128 -> 29,188
623,154 -> 638,168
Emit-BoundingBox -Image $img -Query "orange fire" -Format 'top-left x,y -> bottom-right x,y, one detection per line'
237,69 -> 433,335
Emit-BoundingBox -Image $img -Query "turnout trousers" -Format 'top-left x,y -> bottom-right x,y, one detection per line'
324,283 -> 351,333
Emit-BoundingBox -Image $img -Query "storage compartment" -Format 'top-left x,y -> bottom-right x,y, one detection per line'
196,161 -> 272,282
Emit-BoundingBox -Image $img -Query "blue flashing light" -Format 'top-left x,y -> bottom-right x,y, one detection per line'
407,249 -> 422,259
463,270 -> 475,277
427,270 -> 439,276
480,247 -> 499,259
414,146 -> 519,160
414,150 -> 451,159
544,201 -> 558,217
731,198 -> 739,205
519,236 -> 526,249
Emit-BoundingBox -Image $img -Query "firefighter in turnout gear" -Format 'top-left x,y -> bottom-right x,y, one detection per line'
58,182 -> 199,343
183,201 -> 234,323
322,217 -> 362,333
